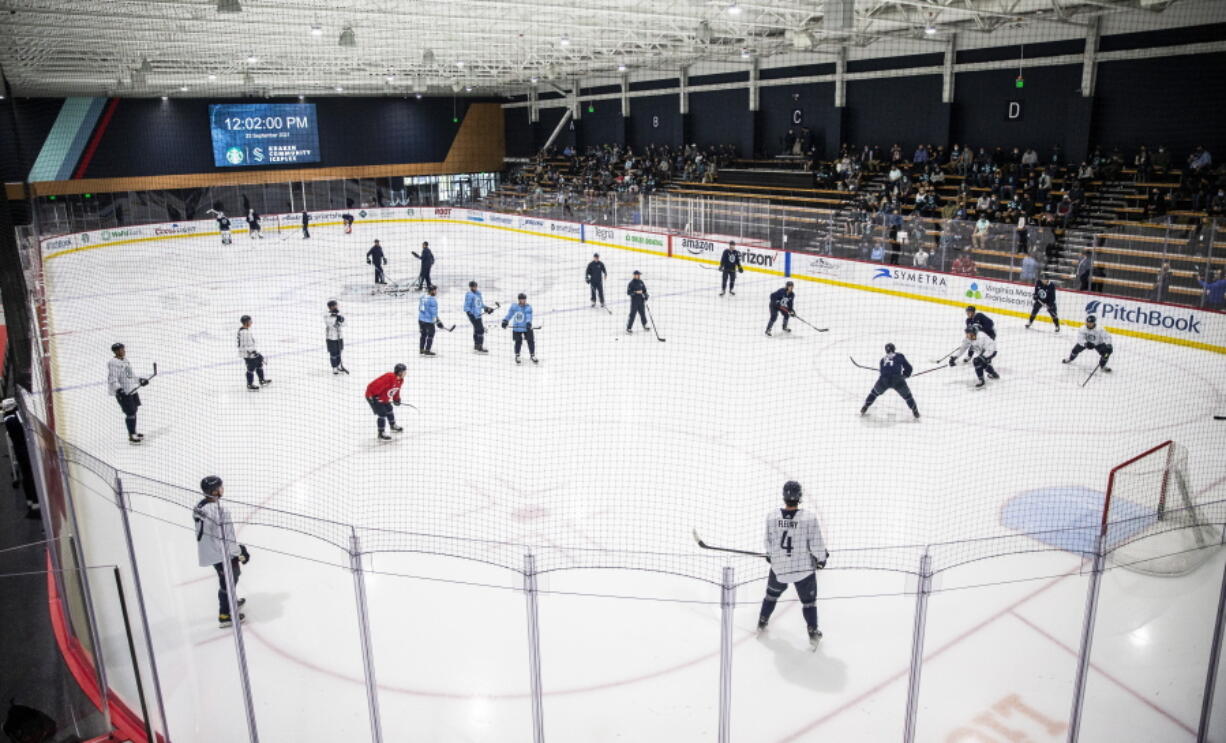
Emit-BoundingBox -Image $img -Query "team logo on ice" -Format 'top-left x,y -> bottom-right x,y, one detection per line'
965,282 -> 982,299
225,147 -> 245,165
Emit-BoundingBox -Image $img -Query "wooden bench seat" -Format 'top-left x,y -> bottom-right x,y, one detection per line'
678,181 -> 850,198
668,188 -> 845,207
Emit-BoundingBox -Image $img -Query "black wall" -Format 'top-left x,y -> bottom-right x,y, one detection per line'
627,94 -> 682,149
82,96 -> 486,178
505,107 -> 533,158
760,82 -> 836,157
689,89 -> 751,155
844,75 -> 947,152
951,64 -> 1082,152
579,100 -> 625,148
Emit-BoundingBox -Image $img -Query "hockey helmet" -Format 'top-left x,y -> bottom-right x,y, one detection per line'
394,363 -> 407,374
111,342 -> 125,353
1086,315 -> 1097,327
200,475 -> 223,495
240,315 -> 252,324
782,480 -> 803,506
884,343 -> 896,354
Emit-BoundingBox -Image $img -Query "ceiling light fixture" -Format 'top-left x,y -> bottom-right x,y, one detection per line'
311,23 -> 323,36
451,81 -> 463,93
207,74 -> 217,81
216,0 -> 241,12
335,85 -> 344,92
560,36 -> 570,47
464,85 -> 473,92
617,63 -> 627,72
415,93 -> 423,99
385,74 -> 396,82
246,53 -> 259,64
423,49 -> 435,65
924,24 -> 937,35
298,94 -> 305,101
696,21 -> 712,43
728,2 -> 742,15
456,60 -> 466,68
338,26 -> 356,47
160,95 -> 168,100
179,85 -> 189,92
740,47 -> 751,59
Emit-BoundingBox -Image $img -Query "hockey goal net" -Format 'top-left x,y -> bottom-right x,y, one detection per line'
1102,441 -> 1223,576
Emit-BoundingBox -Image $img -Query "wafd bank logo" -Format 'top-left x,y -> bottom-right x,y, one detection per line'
1085,300 -> 1202,334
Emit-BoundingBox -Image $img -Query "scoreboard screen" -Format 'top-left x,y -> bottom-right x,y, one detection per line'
209,103 -> 321,167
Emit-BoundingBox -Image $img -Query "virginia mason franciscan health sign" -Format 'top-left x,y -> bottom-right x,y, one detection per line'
209,103 -> 321,167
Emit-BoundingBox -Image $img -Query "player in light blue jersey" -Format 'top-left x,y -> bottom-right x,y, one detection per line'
418,286 -> 442,357
501,293 -> 538,364
464,280 -> 495,354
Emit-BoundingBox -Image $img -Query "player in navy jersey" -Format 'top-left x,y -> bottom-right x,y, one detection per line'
766,282 -> 796,336
1025,276 -> 1060,331
964,305 -> 995,339
860,343 -> 919,418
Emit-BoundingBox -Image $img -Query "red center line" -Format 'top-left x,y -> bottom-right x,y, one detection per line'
1007,609 -> 1196,738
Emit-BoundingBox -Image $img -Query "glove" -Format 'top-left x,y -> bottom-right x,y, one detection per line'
948,357 -> 957,367
737,266 -> 744,273
393,400 -> 401,407
501,320 -> 508,329
585,277 -> 590,284
115,390 -> 127,400
138,378 -> 148,386
435,320 -> 444,329
336,315 -> 345,324
814,552 -> 828,570
484,307 -> 493,315
366,258 -> 372,264
904,371 -> 912,378
239,545 -> 250,564
764,556 -> 772,565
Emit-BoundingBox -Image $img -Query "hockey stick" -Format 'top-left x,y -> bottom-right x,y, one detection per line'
396,402 -> 420,413
849,357 -> 876,371
148,362 -> 158,380
437,321 -> 457,333
910,364 -> 947,377
1215,415 -> 1226,421
932,345 -> 961,364
644,302 -> 666,342
693,529 -> 766,557
1080,363 -> 1102,388
791,313 -> 829,333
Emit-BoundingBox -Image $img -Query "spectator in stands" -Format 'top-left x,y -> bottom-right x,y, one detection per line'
972,215 -> 991,251
1092,264 -> 1107,293
1102,149 -> 1125,180
1076,161 -> 1095,183
871,239 -> 887,263
1209,188 -> 1226,217
1145,188 -> 1169,220
1021,148 -> 1039,170
1199,269 -> 1226,308
958,145 -> 974,176
890,143 -> 903,165
1049,144 -> 1063,167
1076,250 -> 1093,291
1056,195 -> 1074,229
1133,145 -> 1151,183
952,251 -> 978,276
1151,145 -> 1170,173
1151,261 -> 1171,302
888,164 -> 903,184
1037,170 -> 1053,202
1015,215 -> 1029,254
913,144 -> 929,165
1188,145 -> 1212,175
913,244 -> 930,268
1020,251 -> 1039,282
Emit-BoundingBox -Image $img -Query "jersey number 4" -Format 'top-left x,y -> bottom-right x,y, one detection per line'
779,532 -> 793,556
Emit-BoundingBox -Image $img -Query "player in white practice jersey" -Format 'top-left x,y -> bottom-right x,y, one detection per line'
325,300 -> 348,374
194,476 -> 251,627
1062,314 -> 1113,372
758,481 -> 829,648
237,315 -> 271,390
949,325 -> 999,388
106,342 -> 148,444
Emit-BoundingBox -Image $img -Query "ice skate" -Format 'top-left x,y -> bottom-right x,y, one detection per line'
859,405 -> 868,415
474,346 -> 489,354
259,378 -> 272,386
378,431 -> 392,441
128,434 -> 143,444
247,383 -> 260,391
219,612 -> 246,628
390,423 -> 404,433
808,627 -> 823,649
515,355 -> 522,364
757,618 -> 768,633
531,355 -> 539,364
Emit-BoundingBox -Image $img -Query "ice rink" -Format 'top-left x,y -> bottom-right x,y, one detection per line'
38,218 -> 1226,742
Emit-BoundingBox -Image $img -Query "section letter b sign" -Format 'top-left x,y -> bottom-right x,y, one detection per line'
1006,100 -> 1024,121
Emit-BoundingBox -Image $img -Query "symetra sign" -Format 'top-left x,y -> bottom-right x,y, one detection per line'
871,267 -> 949,295
1086,300 -> 1203,334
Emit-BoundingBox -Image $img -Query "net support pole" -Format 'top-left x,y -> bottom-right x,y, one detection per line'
349,531 -> 384,743
902,551 -> 932,743
1197,556 -> 1226,742
524,553 -> 546,743
218,516 -> 260,743
1067,533 -> 1106,743
114,476 -> 171,741
718,566 -> 735,743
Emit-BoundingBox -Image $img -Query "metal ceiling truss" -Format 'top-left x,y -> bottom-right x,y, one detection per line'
0,0 -> 1191,98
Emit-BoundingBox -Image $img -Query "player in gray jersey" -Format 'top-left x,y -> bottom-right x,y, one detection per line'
949,325 -> 999,388
325,300 -> 348,374
758,481 -> 828,648
1063,314 -> 1113,372
193,476 -> 251,627
236,315 -> 270,390
106,342 -> 148,444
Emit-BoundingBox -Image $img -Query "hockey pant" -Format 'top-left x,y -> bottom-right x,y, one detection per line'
343,218 -> 354,234
513,328 -> 536,356
372,263 -> 386,284
589,281 -> 605,305
212,558 -> 242,616
972,352 -> 998,380
248,224 -> 261,238
864,377 -> 917,413
468,314 -> 486,348
302,225 -> 310,238
418,320 -> 436,351
326,338 -> 344,369
759,571 -> 818,631
767,306 -> 790,332
367,398 -> 396,432
721,269 -> 737,292
1028,300 -> 1059,328
627,299 -> 648,330
243,354 -> 266,385
115,391 -> 141,435
416,266 -> 433,290
1068,342 -> 1112,367
220,230 -> 231,245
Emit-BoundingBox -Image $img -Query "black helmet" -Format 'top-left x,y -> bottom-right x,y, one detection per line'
518,293 -> 527,300
111,342 -> 124,353
965,305 -> 977,313
327,299 -> 338,309
394,363 -> 407,374
782,480 -> 803,506
1086,315 -> 1097,327
884,343 -> 896,354
966,325 -> 979,336
240,314 -> 252,324
468,281 -> 478,288
200,475 -> 223,495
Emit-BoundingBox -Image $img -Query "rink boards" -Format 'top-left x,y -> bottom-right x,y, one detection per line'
39,206 -> 1226,355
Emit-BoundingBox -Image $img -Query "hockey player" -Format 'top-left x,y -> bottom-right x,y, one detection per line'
1025,275 -> 1060,331
365,364 -> 406,440
325,300 -> 348,374
193,475 -> 250,628
342,212 -> 355,234
1063,315 -> 1113,372
245,209 -> 263,239
464,280 -> 495,353
413,241 -> 435,290
585,253 -> 608,307
860,343 -> 920,419
501,293 -> 538,364
626,271 -> 649,333
719,240 -> 743,296
366,240 -> 388,284
301,211 -> 311,239
215,212 -> 232,245
759,480 -> 828,648
949,325 -> 998,388
418,286 -> 442,356
236,315 -> 270,390
766,282 -> 796,336
964,305 -> 996,340
107,342 -> 148,444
